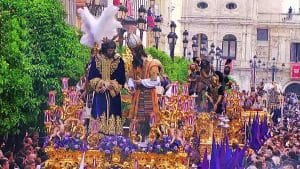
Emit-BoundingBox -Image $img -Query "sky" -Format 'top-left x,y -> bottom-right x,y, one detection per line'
282,0 -> 299,12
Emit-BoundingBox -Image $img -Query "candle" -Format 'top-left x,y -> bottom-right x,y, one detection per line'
78,110 -> 83,122
189,115 -> 193,125
61,77 -> 69,92
93,156 -> 96,168
69,91 -> 77,105
172,83 -> 176,96
48,91 -> 56,106
175,82 -> 179,95
183,83 -> 189,95
161,96 -> 165,109
44,110 -> 50,122
134,159 -> 138,169
132,121 -> 136,132
93,120 -> 97,134
150,115 -> 155,126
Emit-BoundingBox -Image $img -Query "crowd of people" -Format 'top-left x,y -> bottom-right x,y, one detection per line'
244,93 -> 300,169
0,132 -> 47,169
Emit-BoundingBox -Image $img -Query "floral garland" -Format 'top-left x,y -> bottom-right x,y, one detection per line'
98,135 -> 137,157
44,133 -> 88,152
146,135 -> 182,154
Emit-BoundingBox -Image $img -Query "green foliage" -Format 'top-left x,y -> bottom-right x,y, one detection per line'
145,47 -> 190,83
0,0 -> 89,134
0,9 -> 38,134
116,46 -> 126,55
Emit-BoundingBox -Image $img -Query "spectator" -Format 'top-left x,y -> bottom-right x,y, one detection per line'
0,158 -> 9,169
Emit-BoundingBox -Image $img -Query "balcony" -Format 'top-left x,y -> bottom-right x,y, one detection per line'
258,13 -> 300,25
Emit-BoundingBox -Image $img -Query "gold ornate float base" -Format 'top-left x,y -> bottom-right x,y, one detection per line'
45,147 -> 188,169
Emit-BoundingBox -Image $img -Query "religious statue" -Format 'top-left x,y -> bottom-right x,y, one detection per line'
206,71 -> 225,114
196,59 -> 214,112
127,33 -> 163,142
188,63 -> 199,95
78,6 -> 124,135
88,40 -> 126,119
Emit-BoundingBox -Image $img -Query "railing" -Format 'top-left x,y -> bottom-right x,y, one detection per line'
258,12 -> 300,23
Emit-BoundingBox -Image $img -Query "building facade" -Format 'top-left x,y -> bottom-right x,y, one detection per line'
180,0 -> 300,92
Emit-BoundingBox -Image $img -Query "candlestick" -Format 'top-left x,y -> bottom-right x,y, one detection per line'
134,159 -> 138,169
48,91 -> 56,106
183,83 -> 189,95
93,156 -> 96,168
44,110 -> 50,122
132,120 -> 136,133
171,83 -> 176,96
78,110 -> 83,122
61,77 -> 69,92
150,114 -> 155,126
69,91 -> 78,105
161,96 -> 165,109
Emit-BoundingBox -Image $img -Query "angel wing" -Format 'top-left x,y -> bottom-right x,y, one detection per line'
77,7 -> 97,48
92,5 -> 122,44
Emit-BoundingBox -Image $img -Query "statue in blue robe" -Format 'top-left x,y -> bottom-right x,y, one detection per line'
88,41 -> 126,119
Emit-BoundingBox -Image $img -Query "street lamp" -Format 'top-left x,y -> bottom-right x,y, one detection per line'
262,58 -> 285,82
192,35 -> 198,58
167,21 -> 178,62
182,30 -> 189,57
187,52 -> 192,61
209,43 -> 216,67
152,25 -> 161,49
116,4 -> 128,47
216,46 -> 221,71
271,57 -> 276,82
154,15 -> 162,28
121,16 -> 137,46
170,20 -> 176,33
117,3 -> 128,20
137,5 -> 147,41
249,55 -> 262,89
192,43 -> 198,58
200,40 -> 207,57
150,0 -> 155,7
86,0 -> 105,16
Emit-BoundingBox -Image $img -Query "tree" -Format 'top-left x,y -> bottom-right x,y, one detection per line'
0,9 -> 38,134
0,0 -> 90,134
146,47 -> 190,83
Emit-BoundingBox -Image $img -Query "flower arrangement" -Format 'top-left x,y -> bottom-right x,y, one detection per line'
98,135 -> 137,158
44,133 -> 88,152
146,135 -> 182,154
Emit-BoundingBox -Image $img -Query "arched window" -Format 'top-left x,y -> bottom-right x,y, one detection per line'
222,34 -> 237,59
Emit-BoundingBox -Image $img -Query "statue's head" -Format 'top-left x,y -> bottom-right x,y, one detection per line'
127,33 -> 147,68
101,40 -> 116,58
127,33 -> 142,49
212,71 -> 223,87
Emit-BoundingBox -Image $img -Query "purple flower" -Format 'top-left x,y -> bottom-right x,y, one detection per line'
54,143 -> 59,149
104,150 -> 111,154
173,146 -> 178,151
